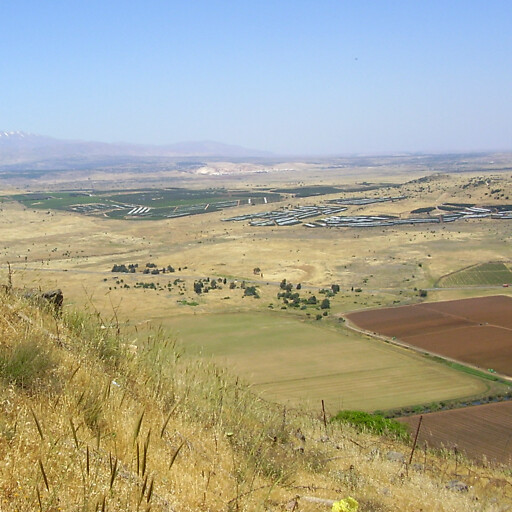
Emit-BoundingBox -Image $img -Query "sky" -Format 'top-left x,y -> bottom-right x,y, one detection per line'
1,1 -> 511,155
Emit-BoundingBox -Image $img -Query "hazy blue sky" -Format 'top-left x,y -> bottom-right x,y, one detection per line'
1,1 -> 511,154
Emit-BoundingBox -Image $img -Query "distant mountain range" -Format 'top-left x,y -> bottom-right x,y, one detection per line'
0,131 -> 271,169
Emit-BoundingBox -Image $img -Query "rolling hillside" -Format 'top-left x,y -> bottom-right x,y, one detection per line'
0,288 -> 510,511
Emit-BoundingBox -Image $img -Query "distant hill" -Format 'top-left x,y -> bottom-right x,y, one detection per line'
0,131 -> 271,169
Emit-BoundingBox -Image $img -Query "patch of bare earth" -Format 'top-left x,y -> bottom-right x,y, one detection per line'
346,295 -> 512,376
398,401 -> 512,465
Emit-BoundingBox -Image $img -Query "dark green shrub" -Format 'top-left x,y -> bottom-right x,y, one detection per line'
320,298 -> 330,309
244,286 -> 259,298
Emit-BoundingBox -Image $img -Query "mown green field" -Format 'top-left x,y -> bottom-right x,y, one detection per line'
11,188 -> 282,210
10,192 -> 100,209
167,312 -> 489,412
9,188 -> 283,221
438,262 -> 512,287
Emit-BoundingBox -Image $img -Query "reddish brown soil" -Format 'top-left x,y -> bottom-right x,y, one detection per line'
398,402 -> 512,465
403,326 -> 512,375
346,295 -> 512,376
421,295 -> 512,330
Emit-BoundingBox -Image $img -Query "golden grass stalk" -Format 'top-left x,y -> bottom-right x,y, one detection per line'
168,441 -> 185,470
160,400 -> 180,438
134,409 -> 145,440
146,477 -> 154,504
69,418 -> 79,449
31,408 -> 44,440
36,486 -> 43,511
38,459 -> 49,491
109,454 -> 118,490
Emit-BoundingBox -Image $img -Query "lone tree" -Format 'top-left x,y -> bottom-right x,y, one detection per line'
320,298 -> 331,309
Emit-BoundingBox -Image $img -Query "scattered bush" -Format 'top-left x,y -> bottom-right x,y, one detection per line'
244,286 -> 259,298
332,410 -> 410,441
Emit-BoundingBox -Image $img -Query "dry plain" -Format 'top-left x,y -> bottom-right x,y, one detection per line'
1,166 -> 512,418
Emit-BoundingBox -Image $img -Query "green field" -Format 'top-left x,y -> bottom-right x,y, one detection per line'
9,188 -> 283,220
10,191 -> 100,209
167,312 -> 489,412
438,262 -> 512,287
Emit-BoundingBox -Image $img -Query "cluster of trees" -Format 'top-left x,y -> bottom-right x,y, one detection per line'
318,284 -> 341,297
111,263 -> 138,273
133,280 -> 176,292
279,279 -> 295,292
276,279 -> 330,310
193,277 -> 227,294
142,263 -> 176,275
134,281 -> 157,290
190,277 -> 259,298
112,262 -> 180,274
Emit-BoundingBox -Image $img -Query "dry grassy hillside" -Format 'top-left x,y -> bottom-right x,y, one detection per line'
0,289 -> 510,511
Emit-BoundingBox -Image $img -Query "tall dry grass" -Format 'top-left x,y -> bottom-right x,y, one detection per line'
0,289 -> 510,511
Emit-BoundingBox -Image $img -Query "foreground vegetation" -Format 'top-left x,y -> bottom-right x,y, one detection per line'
0,290 -> 511,511
331,412 -> 409,442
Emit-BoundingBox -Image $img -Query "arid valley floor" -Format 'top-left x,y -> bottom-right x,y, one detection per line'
2,153 -> 512,466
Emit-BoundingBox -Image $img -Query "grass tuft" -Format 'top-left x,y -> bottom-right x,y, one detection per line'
0,338 -> 55,390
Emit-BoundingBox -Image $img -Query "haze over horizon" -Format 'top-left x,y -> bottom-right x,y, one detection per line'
2,1 -> 511,156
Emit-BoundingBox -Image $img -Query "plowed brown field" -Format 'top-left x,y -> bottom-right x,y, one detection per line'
398,401 -> 512,464
346,295 -> 512,376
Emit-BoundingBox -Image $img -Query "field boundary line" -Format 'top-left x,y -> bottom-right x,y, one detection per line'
341,316 -> 512,385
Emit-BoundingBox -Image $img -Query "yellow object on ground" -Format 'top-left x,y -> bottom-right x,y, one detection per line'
332,496 -> 359,512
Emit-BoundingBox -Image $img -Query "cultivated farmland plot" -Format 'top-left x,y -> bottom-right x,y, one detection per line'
346,295 -> 512,376
168,312 -> 489,412
9,188 -> 283,220
398,401 -> 512,465
438,262 -> 512,287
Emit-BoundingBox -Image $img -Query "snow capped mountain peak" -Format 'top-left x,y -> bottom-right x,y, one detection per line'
0,130 -> 28,138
